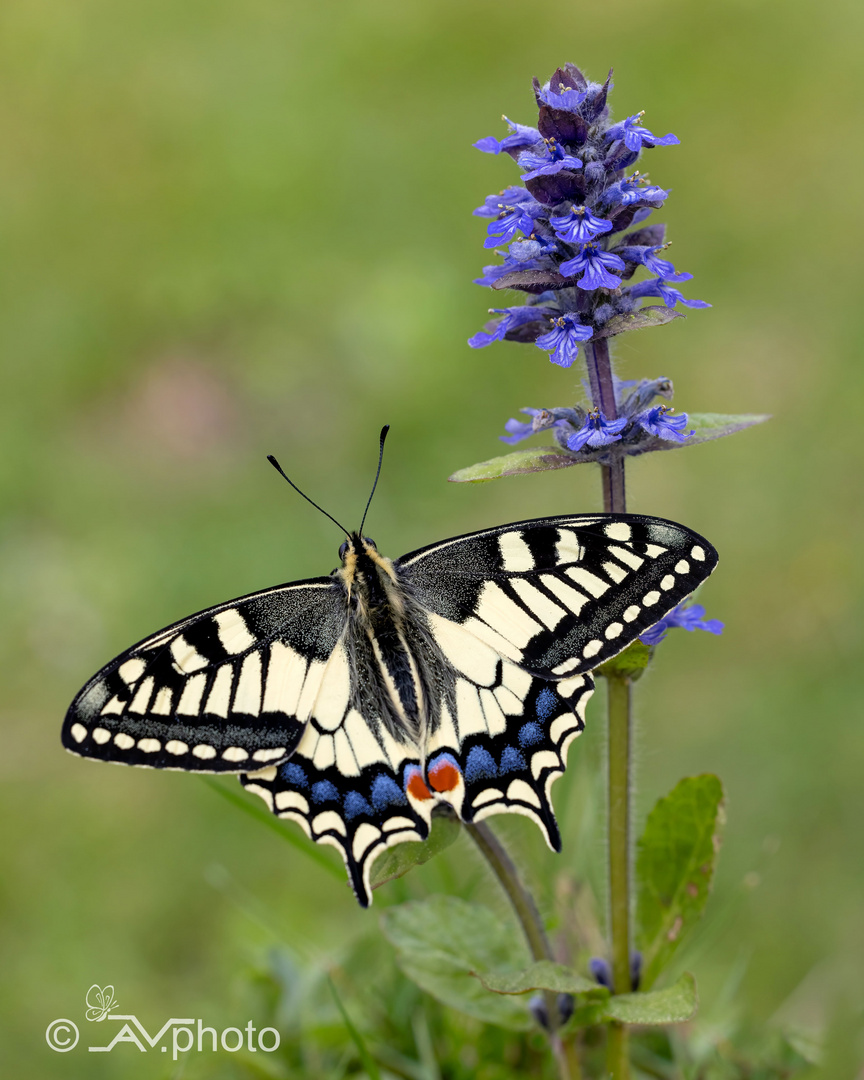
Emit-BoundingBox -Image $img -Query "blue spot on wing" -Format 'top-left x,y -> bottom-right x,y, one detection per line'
518,722 -> 544,747
371,774 -> 407,811
465,746 -> 497,782
500,745 -> 526,774
311,780 -> 339,803
281,762 -> 308,787
343,791 -> 374,820
536,687 -> 558,720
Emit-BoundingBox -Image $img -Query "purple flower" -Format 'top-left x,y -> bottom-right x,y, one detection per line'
615,244 -> 690,282
535,314 -> 593,368
474,258 -> 536,287
500,406 -> 587,445
628,277 -> 711,309
559,243 -> 626,290
474,117 -> 541,156
517,140 -> 583,180
633,405 -> 694,442
509,237 -> 556,262
605,112 -> 680,152
473,186 -> 538,218
567,409 -> 628,451
639,602 -> 724,646
468,305 -> 553,348
484,206 -> 535,249
602,174 -> 669,208
538,84 -> 587,111
589,958 -> 612,989
550,206 -> 613,244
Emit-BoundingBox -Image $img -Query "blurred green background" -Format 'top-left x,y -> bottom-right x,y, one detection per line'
2,0 -> 862,1074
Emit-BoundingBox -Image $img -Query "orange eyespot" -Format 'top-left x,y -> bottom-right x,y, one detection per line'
407,773 -> 433,801
428,761 -> 461,793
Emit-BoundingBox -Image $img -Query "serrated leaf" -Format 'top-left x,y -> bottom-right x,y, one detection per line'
472,960 -> 602,997
448,446 -> 580,483
593,306 -> 684,338
603,973 -> 698,1025
370,813 -> 460,890
596,640 -> 653,681
636,775 -> 725,988
380,896 -> 531,1029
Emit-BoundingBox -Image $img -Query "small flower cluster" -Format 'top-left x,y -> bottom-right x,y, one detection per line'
469,65 -> 708,367
501,377 -> 693,457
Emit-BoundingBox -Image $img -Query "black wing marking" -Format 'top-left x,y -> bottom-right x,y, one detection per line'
397,513 -> 718,677
62,578 -> 346,773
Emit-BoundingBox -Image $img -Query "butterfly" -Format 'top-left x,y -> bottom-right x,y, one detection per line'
63,428 -> 718,906
85,984 -> 118,1022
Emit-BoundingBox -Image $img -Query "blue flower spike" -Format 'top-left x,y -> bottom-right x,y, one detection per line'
470,64 -> 708,361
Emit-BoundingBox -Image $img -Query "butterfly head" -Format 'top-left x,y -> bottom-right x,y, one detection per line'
338,533 -> 378,563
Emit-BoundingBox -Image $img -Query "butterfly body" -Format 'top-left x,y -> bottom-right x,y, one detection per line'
63,513 -> 718,905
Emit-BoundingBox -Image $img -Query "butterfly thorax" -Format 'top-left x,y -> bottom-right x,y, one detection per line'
337,535 -> 425,743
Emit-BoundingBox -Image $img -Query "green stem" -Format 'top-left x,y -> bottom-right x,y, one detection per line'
606,671 -> 632,1079
586,335 -> 632,1077
465,822 -> 582,1080
584,338 -> 626,514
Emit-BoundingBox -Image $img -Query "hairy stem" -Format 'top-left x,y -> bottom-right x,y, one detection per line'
584,338 -> 626,513
585,335 -> 632,1077
465,822 -> 582,1080
606,671 -> 632,1079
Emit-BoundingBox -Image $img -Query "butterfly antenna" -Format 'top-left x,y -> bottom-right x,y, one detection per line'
359,424 -> 390,536
266,455 -> 350,537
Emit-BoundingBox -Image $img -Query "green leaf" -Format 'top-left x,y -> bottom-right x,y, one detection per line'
596,640 -> 653,681
202,778 -> 344,880
592,306 -> 684,338
380,896 -> 532,1029
370,813 -> 461,891
683,412 -> 770,445
603,972 -> 698,1025
636,775 -> 725,988
448,446 -> 579,483
447,413 -> 769,484
472,960 -> 603,997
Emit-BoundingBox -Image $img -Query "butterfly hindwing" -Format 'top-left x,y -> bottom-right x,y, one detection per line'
424,668 -> 593,851
62,578 -> 346,772
241,715 -> 432,908
397,513 -> 718,677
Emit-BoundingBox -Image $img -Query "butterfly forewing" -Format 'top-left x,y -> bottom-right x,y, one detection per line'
396,513 -> 718,676
62,578 -> 346,772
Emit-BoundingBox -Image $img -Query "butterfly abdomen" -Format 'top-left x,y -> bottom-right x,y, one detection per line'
339,538 -> 426,744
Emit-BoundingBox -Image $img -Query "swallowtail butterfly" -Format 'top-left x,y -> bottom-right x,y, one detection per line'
63,429 -> 718,905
